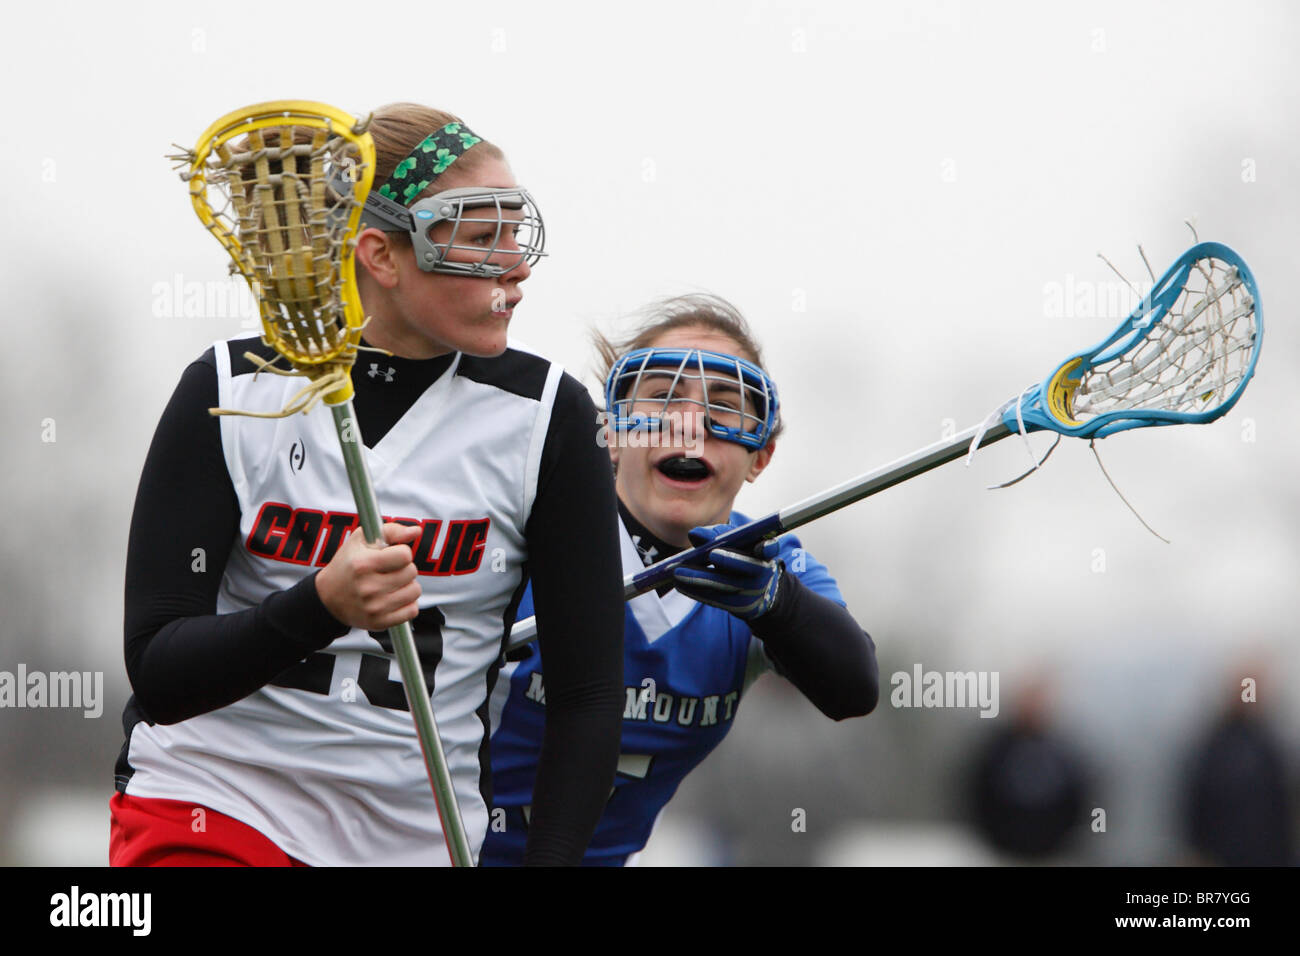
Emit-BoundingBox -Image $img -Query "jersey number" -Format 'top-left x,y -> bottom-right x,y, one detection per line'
270,606 -> 446,712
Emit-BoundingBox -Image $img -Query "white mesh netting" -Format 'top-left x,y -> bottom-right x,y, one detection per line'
1071,256 -> 1257,422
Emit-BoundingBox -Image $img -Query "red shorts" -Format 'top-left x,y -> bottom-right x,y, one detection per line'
109,792 -> 309,867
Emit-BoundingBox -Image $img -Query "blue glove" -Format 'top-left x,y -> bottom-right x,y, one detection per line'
671,524 -> 785,621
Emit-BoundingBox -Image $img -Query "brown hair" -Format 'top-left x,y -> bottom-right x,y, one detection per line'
593,293 -> 783,441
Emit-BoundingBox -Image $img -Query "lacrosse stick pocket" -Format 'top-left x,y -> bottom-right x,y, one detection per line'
1006,242 -> 1260,440
172,100 -> 377,414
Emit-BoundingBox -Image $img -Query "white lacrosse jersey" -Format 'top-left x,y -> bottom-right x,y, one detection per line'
120,333 -> 563,866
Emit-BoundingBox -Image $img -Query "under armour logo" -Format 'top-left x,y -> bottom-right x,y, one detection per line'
631,535 -> 658,566
368,363 -> 396,382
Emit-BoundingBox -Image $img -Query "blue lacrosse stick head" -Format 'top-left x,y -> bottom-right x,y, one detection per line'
1009,241 -> 1262,440
604,347 -> 781,450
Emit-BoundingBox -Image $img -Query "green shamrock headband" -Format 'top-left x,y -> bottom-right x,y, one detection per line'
376,122 -> 484,206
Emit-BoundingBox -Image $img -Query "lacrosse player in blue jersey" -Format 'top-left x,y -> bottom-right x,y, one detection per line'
482,294 -> 878,865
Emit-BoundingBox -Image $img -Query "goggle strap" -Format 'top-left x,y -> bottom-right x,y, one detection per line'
359,189 -> 414,232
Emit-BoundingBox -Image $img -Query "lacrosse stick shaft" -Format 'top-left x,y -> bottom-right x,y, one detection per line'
777,421 -> 1012,529
331,403 -> 474,867
505,420 -> 1014,651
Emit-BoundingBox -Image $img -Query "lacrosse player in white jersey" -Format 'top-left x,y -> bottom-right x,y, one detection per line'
112,103 -> 625,866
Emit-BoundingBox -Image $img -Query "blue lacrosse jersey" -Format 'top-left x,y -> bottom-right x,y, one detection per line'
481,511 -> 845,866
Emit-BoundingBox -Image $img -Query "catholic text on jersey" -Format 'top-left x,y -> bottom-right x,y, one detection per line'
245,501 -> 492,575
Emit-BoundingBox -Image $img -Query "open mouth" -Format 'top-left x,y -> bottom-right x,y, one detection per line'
656,456 -> 711,483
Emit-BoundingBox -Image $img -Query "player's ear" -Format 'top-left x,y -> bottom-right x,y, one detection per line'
355,228 -> 402,289
745,439 -> 776,482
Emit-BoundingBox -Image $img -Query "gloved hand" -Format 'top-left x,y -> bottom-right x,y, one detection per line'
671,524 -> 785,621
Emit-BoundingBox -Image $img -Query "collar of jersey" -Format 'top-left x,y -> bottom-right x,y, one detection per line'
619,516 -> 697,643
617,498 -> 683,578
357,350 -> 465,482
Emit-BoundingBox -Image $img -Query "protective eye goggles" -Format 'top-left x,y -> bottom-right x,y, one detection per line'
355,185 -> 546,278
604,348 -> 780,450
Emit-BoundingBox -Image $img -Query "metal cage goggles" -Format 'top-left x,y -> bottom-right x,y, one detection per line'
355,185 -> 546,278
604,347 -> 780,450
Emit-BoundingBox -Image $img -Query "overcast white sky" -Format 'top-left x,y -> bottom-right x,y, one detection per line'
2,0 -> 1297,764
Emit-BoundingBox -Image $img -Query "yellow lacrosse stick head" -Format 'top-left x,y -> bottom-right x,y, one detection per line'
180,100 -> 376,406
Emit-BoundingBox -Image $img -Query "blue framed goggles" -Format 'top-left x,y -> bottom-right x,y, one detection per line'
604,348 -> 780,450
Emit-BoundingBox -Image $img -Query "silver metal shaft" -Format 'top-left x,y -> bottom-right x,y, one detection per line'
778,421 -> 1012,527
331,402 -> 473,867
504,420 -> 1013,653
